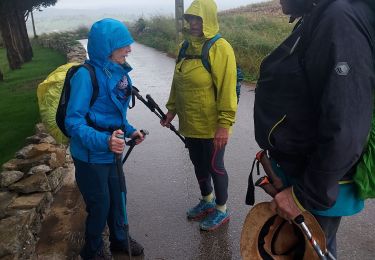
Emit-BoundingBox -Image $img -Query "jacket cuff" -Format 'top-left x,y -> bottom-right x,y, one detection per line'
217,119 -> 232,129
166,104 -> 176,113
292,186 -> 306,212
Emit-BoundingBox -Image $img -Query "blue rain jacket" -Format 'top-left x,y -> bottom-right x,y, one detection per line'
65,18 -> 136,163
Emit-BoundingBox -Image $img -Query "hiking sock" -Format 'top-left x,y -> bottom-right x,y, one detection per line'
216,204 -> 227,213
203,193 -> 214,203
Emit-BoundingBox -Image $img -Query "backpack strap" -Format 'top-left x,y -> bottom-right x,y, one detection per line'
81,63 -> 99,107
177,40 -> 190,63
80,64 -> 117,133
201,33 -> 222,73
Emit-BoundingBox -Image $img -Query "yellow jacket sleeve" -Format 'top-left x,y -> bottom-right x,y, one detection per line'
166,76 -> 177,113
209,39 -> 238,129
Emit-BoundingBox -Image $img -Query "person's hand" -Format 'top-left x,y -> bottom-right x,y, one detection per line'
160,111 -> 176,128
214,127 -> 229,150
130,130 -> 145,145
109,129 -> 125,154
269,187 -> 302,221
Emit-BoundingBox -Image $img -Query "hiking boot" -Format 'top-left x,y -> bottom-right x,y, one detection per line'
199,209 -> 230,231
83,247 -> 112,260
110,237 -> 144,256
187,198 -> 216,220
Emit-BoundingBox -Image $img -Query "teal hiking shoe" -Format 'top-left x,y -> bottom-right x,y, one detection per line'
199,209 -> 230,231
187,198 -> 215,220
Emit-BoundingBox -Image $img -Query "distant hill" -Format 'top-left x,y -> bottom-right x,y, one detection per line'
220,0 -> 282,15
26,0 -> 280,36
26,8 -> 136,35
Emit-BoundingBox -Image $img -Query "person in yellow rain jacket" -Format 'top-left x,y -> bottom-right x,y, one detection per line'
161,0 -> 237,231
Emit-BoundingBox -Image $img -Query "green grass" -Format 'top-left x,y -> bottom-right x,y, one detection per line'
220,13 -> 291,81
132,16 -> 177,55
130,10 -> 292,82
0,44 -> 66,165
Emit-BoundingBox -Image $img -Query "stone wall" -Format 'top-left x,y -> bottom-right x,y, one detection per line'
36,32 -> 87,63
0,124 -> 73,259
0,36 -> 86,259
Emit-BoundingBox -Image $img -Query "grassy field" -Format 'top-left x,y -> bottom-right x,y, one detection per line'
0,44 -> 66,165
131,0 -> 292,82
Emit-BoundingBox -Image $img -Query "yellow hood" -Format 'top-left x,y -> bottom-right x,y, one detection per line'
184,0 -> 219,39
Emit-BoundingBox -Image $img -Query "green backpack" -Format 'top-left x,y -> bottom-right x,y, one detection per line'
354,106 -> 375,199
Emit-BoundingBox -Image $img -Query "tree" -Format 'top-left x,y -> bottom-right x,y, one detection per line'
0,0 -> 57,70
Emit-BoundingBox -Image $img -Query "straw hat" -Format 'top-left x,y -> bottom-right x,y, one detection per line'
240,202 -> 326,260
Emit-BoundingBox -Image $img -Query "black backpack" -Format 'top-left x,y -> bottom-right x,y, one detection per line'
177,33 -> 243,103
55,63 -> 99,137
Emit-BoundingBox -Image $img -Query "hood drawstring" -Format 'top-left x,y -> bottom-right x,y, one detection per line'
103,67 -> 112,79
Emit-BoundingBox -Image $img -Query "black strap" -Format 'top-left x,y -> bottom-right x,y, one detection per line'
81,63 -> 99,107
128,86 -> 136,109
177,40 -> 190,64
201,33 -> 222,73
85,115 -> 118,133
176,34 -> 222,73
80,63 -> 121,133
245,157 -> 261,205
184,54 -> 202,60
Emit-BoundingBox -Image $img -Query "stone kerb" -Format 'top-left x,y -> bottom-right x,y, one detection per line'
0,123 -> 73,259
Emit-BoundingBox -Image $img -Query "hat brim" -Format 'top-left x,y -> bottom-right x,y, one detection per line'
240,202 -> 326,260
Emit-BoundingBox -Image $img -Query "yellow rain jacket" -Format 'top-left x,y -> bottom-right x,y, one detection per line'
166,0 -> 237,138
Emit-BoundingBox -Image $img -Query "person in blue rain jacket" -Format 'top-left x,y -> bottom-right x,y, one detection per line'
65,18 -> 145,259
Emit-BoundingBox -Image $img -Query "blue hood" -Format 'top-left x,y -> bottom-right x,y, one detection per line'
87,18 -> 134,66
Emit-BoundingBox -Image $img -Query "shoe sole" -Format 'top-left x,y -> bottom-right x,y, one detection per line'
187,207 -> 215,221
199,216 -> 230,231
110,248 -> 144,257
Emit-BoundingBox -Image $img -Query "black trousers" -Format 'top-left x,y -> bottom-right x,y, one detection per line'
185,138 -> 228,205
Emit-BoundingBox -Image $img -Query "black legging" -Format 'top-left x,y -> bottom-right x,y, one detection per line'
185,137 -> 228,206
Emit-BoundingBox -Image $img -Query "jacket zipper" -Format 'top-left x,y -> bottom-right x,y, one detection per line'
268,114 -> 287,147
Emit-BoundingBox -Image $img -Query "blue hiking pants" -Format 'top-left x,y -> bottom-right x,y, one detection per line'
73,158 -> 128,259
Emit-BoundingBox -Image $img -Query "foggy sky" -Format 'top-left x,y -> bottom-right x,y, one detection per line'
52,0 -> 268,11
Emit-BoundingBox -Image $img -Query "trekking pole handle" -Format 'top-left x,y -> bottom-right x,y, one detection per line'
145,94 -> 186,144
255,176 -> 278,197
121,130 -> 149,165
256,150 -> 284,190
132,88 -> 160,115
114,133 -> 125,159
126,129 -> 149,147
145,94 -> 166,118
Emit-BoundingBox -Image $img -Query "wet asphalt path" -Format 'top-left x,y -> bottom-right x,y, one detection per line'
35,42 -> 375,260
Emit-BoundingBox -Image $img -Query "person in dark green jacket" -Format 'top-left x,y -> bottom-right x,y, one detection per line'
161,0 -> 238,231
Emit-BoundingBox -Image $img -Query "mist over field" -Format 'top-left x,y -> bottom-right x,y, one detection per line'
26,0 -> 269,34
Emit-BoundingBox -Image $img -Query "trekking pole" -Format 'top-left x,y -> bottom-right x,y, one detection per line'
145,94 -> 185,144
122,129 -> 149,164
115,133 -> 132,259
131,88 -> 185,144
294,215 -> 336,260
